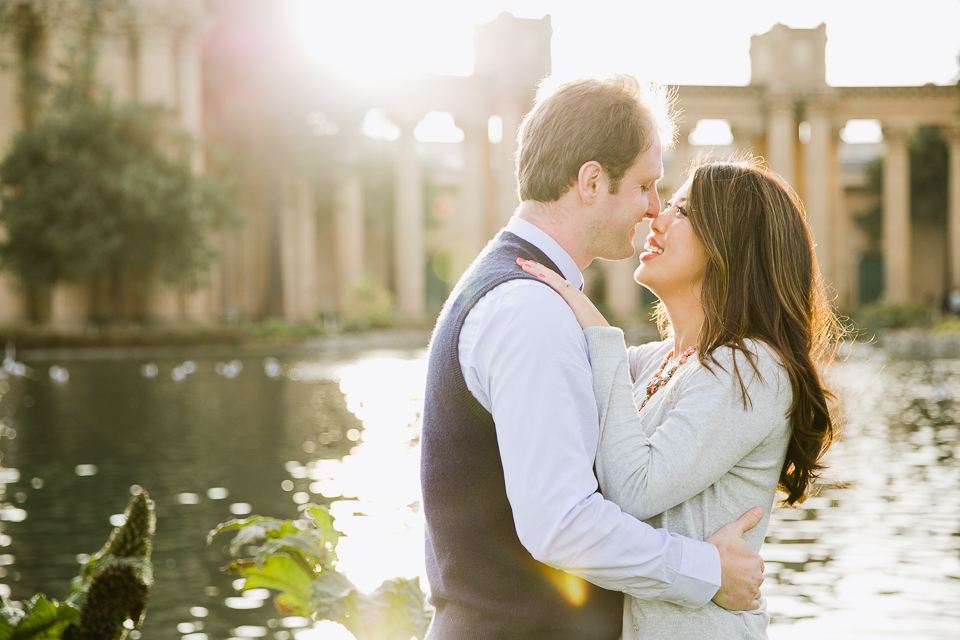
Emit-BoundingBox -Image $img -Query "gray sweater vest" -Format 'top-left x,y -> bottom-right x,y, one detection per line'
421,230 -> 622,640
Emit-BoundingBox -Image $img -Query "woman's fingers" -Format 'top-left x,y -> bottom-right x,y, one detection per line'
516,257 -> 611,329
516,258 -> 568,294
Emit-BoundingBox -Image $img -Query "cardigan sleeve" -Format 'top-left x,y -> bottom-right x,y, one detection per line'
584,326 -> 789,521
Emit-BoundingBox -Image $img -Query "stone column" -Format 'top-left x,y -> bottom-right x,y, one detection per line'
0,39 -> 19,156
830,124 -> 852,306
766,96 -> 796,186
178,32 -> 211,320
605,258 -> 640,322
882,126 -> 911,303
138,26 -> 179,320
281,176 -> 318,320
0,40 -> 25,322
96,33 -> 134,101
804,106 -> 836,287
946,128 -> 960,291
137,29 -> 176,106
334,142 -> 365,316
394,117 -> 425,320
670,126 -> 692,191
455,112 -> 489,272
177,33 -> 204,167
50,283 -> 89,327
731,127 -> 763,159
496,101 -> 523,227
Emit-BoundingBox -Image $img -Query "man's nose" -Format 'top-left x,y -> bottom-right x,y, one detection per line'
647,187 -> 661,216
642,196 -> 660,221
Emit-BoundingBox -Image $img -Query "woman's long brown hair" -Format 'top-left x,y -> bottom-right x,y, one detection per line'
658,157 -> 843,505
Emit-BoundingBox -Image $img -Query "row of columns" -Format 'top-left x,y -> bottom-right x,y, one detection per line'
764,106 -> 960,307
644,102 -> 960,310
882,126 -> 960,303
0,20 -> 209,325
314,102 -> 960,321
331,103 -> 524,322
637,113 -> 960,312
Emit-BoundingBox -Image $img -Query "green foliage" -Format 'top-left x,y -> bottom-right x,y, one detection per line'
909,125 -> 948,224
67,490 -> 155,607
0,595 -> 78,640
0,490 -> 155,640
0,58 -> 239,297
853,156 -> 883,251
344,277 -> 395,330
853,126 -> 949,251
100,490 -> 155,558
853,302 -> 939,331
61,565 -> 148,640
209,504 -> 431,640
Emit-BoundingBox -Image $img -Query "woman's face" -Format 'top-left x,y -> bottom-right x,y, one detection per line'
634,176 -> 707,301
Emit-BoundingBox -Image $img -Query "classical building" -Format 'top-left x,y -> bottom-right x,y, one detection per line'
0,6 -> 957,325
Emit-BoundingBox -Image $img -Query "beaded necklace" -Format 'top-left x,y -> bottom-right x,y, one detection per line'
640,346 -> 697,409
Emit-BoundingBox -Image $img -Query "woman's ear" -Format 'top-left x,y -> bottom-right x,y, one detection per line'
577,161 -> 603,205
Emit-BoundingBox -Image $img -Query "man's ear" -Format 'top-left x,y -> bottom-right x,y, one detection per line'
577,161 -> 603,205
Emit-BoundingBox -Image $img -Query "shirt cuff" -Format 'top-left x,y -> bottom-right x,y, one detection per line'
657,536 -> 721,609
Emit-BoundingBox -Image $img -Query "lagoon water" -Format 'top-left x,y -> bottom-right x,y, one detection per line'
0,340 -> 957,639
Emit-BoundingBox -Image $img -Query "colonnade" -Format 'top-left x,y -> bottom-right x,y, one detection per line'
328,100 -> 526,321
669,84 -> 960,309
4,12 -> 212,325
3,13 -> 959,325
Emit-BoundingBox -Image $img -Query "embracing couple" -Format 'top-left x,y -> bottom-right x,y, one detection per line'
421,75 -> 839,639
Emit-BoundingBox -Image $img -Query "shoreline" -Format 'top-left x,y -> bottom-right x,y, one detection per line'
8,322 -> 960,363
11,326 -> 435,362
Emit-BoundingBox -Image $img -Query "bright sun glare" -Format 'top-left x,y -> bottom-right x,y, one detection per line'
285,0 -> 486,79
285,0 -> 959,87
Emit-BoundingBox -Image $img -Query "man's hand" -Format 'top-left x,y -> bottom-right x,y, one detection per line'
707,506 -> 765,611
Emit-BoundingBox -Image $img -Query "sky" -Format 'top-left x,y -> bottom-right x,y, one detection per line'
286,0 -> 960,87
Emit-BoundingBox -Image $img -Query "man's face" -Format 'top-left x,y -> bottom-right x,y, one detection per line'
588,134 -> 664,261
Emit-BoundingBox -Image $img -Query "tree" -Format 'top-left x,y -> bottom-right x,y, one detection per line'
0,0 -> 236,321
854,125 -> 949,251
0,59 -> 238,320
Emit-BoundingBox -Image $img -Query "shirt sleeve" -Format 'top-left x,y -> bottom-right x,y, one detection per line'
460,282 -> 721,607
585,326 -> 788,521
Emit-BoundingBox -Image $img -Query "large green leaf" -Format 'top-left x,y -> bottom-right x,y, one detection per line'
349,578 -> 432,640
207,517 -> 283,545
211,506 -> 432,640
255,531 -> 327,570
9,596 -> 78,640
234,555 -> 314,597
302,505 -> 343,552
0,619 -> 15,640
273,592 -> 312,617
308,570 -> 356,626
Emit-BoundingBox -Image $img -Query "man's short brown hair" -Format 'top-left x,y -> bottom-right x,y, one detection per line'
516,75 -> 677,203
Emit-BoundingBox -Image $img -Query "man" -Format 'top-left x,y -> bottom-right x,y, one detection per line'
420,75 -> 764,639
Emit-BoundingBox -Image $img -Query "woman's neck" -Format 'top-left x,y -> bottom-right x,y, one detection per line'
662,291 -> 705,357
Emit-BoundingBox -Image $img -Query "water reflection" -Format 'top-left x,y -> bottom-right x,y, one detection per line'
763,349 -> 960,639
0,343 -> 955,639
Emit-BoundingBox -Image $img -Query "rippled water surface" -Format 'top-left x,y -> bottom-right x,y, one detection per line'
0,342 -> 957,639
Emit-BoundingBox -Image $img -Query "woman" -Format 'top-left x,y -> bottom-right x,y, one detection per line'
519,158 -> 841,638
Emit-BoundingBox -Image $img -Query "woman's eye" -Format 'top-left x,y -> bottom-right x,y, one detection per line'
677,205 -> 689,217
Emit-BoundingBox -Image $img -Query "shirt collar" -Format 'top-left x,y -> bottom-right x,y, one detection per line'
505,216 -> 584,291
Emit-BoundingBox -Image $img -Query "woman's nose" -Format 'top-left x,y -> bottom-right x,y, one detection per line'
649,211 -> 667,233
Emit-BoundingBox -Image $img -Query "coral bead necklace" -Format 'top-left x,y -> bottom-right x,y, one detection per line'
640,346 -> 697,409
